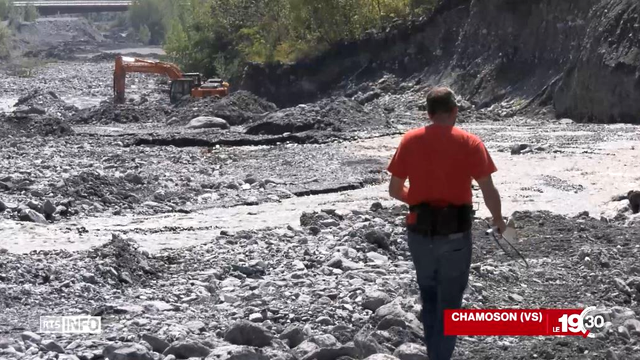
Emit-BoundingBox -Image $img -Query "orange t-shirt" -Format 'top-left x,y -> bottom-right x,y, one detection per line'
387,124 -> 497,206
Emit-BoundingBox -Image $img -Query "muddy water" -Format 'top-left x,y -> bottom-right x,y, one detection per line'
2,123 -> 638,254
0,98 -> 17,113
61,96 -> 104,109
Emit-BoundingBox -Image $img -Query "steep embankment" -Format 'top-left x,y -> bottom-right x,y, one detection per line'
240,0 -> 640,124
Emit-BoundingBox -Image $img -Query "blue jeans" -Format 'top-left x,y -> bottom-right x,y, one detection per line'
407,230 -> 472,360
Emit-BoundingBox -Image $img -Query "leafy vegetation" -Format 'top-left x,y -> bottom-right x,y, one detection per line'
22,2 -> 38,22
1,0 -> 39,23
128,0 -> 176,45
138,24 -> 151,45
0,0 -> 11,20
0,23 -> 9,59
157,0 -> 438,79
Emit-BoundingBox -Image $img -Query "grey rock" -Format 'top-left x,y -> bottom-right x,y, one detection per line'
364,229 -> 390,250
58,355 -> 80,360
163,341 -> 211,358
330,325 -> 355,345
118,271 -> 132,284
362,290 -> 392,311
185,320 -> 206,333
508,294 -> 524,302
457,99 -> 473,112
393,343 -> 428,360
320,219 -> 340,228
141,300 -> 175,312
623,319 -> 640,332
301,343 -> 358,360
41,340 -> 65,354
316,316 -> 333,326
249,313 -> 264,323
354,328 -> 389,358
616,326 -> 630,340
65,341 -> 81,351
43,200 -> 56,217
124,172 -> 145,185
141,334 -> 169,354
0,182 -> 13,191
16,105 -> 46,115
205,345 -> 268,360
0,338 -> 15,349
308,334 -> 339,348
605,349 -> 619,360
20,331 -> 41,344
370,202 -> 383,212
0,347 -> 19,357
187,116 -> 230,130
356,90 -> 382,105
103,343 -> 154,360
224,320 -> 273,348
292,341 -> 320,359
279,324 -> 305,349
377,315 -> 409,330
365,355 -> 399,360
26,200 -> 42,213
327,256 -> 343,269
375,303 -> 405,320
0,200 -> 7,212
262,348 -> 296,360
81,272 -> 98,284
113,304 -> 144,314
614,278 -> 632,296
366,252 -> 388,263
19,209 -> 47,224
510,144 -> 529,155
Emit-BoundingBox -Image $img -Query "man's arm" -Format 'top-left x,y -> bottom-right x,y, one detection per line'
389,176 -> 409,203
476,175 -> 507,233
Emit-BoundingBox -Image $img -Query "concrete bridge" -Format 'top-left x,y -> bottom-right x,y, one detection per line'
13,1 -> 131,16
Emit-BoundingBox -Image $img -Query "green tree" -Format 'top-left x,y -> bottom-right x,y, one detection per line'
0,23 -> 10,58
0,0 -> 12,20
129,0 -> 176,45
138,24 -> 151,44
22,2 -> 38,22
163,0 -> 440,79
164,20 -> 190,65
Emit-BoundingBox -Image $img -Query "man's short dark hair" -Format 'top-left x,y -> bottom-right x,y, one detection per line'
427,87 -> 458,116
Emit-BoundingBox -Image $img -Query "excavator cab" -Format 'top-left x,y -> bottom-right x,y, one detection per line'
170,78 -> 196,104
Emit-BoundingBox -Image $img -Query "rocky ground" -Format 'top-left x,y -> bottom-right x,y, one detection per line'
0,32 -> 640,359
1,207 -> 640,360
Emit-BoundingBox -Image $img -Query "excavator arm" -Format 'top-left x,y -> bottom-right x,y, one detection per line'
114,56 -> 186,103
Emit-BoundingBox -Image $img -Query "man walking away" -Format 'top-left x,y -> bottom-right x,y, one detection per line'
387,87 -> 506,360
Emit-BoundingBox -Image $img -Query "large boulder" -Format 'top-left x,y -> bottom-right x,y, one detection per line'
186,116 -> 230,130
103,343 -> 154,360
163,341 -> 211,359
18,209 -> 47,224
205,345 -> 269,360
393,343 -> 428,360
224,320 -> 273,348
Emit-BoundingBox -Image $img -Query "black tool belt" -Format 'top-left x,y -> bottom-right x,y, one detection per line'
407,203 -> 473,236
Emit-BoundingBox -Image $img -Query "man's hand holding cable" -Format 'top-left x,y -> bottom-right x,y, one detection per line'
493,218 -> 507,234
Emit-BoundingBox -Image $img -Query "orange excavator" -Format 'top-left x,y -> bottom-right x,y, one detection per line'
113,56 -> 230,104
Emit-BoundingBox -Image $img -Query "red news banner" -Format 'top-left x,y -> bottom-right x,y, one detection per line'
444,309 -> 602,337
